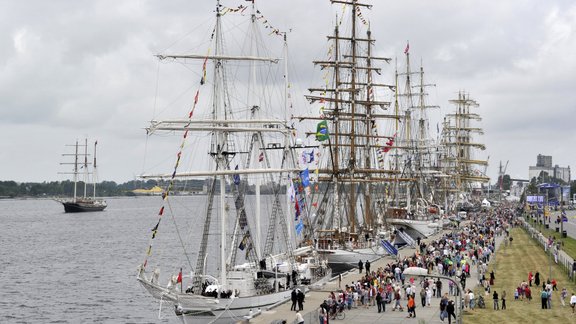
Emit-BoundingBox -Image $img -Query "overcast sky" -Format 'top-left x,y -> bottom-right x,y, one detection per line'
1,0 -> 575,184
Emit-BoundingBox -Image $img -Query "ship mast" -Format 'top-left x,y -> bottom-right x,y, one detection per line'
302,0 -> 397,239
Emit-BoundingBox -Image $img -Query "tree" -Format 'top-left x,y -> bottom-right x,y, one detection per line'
526,177 -> 538,195
537,171 -> 550,184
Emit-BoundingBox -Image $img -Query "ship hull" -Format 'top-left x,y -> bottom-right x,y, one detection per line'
176,290 -> 293,323
317,247 -> 386,274
62,201 -> 107,213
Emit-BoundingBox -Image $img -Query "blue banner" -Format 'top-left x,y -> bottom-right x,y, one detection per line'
380,239 -> 398,256
300,168 -> 310,187
295,219 -> 304,235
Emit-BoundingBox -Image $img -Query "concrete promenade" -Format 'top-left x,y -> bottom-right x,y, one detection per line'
249,223 -> 505,324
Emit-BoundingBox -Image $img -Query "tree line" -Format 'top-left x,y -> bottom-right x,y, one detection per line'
0,180 -> 203,198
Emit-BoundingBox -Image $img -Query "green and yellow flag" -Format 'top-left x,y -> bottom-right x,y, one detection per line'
316,120 -> 329,141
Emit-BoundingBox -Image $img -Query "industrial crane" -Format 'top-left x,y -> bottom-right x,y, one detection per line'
499,160 -> 509,201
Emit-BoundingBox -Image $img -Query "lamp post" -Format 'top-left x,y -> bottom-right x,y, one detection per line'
403,267 -> 463,324
560,187 -> 565,237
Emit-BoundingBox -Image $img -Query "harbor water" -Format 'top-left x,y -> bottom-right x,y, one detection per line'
1,196 -> 194,324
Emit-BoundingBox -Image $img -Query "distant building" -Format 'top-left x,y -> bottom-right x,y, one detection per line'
132,186 -> 164,196
528,154 -> 570,183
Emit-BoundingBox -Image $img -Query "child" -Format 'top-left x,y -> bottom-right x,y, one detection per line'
514,288 -> 519,300
560,287 -> 567,307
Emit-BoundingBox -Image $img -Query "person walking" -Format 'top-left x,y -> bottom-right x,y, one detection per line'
560,287 -> 567,307
318,303 -> 328,324
446,300 -> 456,324
540,288 -> 548,309
420,287 -> 426,307
425,286 -> 433,307
493,291 -> 499,310
528,271 -> 533,287
407,294 -> 416,318
365,260 -> 371,274
291,289 -> 298,311
501,290 -> 507,310
535,271 -> 540,287
436,279 -> 443,298
463,289 -> 470,309
358,260 -> 364,274
439,293 -> 448,321
295,310 -> 304,324
570,292 -> 576,313
376,290 -> 383,313
469,290 -> 475,310
297,289 -> 305,311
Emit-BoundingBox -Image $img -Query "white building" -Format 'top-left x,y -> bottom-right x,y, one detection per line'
528,154 -> 571,183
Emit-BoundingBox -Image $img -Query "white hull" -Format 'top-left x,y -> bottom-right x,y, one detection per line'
176,290 -> 292,323
318,246 -> 386,265
388,218 -> 440,239
138,265 -> 331,322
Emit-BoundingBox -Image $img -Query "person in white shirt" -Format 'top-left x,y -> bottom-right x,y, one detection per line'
570,292 -> 576,313
426,286 -> 433,307
469,290 -> 475,310
295,310 -> 304,324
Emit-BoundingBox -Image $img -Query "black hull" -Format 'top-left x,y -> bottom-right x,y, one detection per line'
327,262 -> 356,276
62,202 -> 107,213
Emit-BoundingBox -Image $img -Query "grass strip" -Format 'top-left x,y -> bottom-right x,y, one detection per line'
463,227 -> 576,323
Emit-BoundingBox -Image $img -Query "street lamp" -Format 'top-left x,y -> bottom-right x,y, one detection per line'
403,267 -> 463,324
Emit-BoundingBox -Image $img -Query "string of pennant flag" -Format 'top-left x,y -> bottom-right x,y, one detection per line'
141,28 -> 216,271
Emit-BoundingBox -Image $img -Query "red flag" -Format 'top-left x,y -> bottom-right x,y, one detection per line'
177,269 -> 182,283
259,152 -> 264,162
404,42 -> 409,54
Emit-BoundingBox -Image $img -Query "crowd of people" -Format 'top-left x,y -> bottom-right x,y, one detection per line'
301,202 -> 576,324
309,204 -> 520,323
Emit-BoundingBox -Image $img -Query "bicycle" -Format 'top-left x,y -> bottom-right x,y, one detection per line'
329,303 -> 346,320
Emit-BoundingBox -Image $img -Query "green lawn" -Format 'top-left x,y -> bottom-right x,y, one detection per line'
526,216 -> 576,260
463,227 -> 576,323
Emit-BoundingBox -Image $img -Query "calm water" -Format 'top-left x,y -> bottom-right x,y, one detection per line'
0,197 -> 183,324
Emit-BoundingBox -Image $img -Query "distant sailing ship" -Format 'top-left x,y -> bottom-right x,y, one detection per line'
57,139 -> 107,213
440,91 -> 490,211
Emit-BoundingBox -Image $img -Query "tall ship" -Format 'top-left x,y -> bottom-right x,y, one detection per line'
136,1 -> 330,322
57,139 -> 107,213
294,0 -> 400,272
385,44 -> 445,242
439,91 -> 490,212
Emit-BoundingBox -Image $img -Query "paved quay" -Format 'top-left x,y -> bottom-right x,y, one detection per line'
248,221 -> 505,324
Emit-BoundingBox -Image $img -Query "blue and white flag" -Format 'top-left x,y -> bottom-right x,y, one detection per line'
295,219 -> 304,235
287,180 -> 296,203
300,168 -> 310,187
